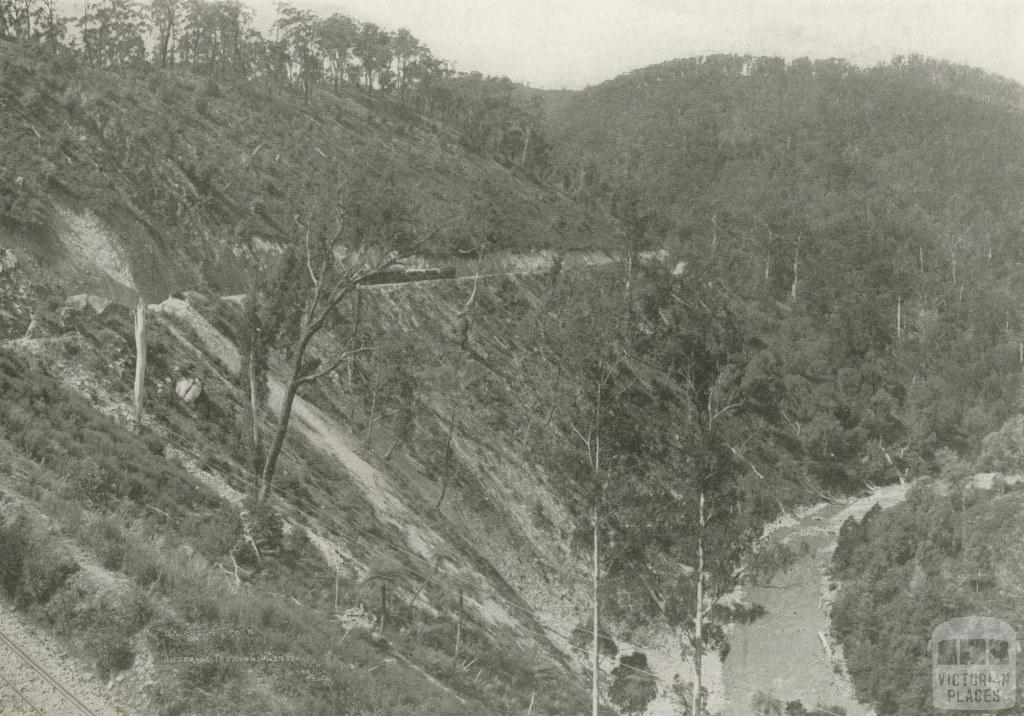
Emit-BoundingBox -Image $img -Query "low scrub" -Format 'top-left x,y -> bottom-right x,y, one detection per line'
0,512 -> 79,608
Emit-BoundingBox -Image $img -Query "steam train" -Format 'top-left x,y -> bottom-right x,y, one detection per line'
360,266 -> 457,286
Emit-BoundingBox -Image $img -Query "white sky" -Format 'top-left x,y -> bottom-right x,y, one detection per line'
251,0 -> 1024,89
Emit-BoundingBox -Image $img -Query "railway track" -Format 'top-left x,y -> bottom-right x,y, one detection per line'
0,628 -> 99,716
0,661 -> 44,715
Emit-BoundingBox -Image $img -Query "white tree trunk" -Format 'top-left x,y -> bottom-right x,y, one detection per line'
133,298 -> 146,432
691,491 -> 705,716
520,123 -> 532,167
790,245 -> 800,303
592,511 -> 600,716
248,348 -> 261,468
897,296 -> 902,341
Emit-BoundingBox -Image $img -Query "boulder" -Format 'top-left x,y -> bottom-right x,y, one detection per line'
0,248 -> 17,274
175,376 -> 203,404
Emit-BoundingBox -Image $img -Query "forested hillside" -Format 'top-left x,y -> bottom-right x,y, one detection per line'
548,53 -> 1024,489
832,476 -> 1024,715
0,7 -> 615,301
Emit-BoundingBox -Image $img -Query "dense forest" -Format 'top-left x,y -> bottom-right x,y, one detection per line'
544,55 -> 1024,714
548,53 -> 1024,490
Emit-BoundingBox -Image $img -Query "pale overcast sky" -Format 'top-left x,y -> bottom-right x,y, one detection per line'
249,0 -> 1024,89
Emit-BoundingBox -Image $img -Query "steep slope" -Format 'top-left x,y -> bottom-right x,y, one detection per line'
10,36 -> 1024,716
0,196 -> 645,714
0,42 -> 619,302
0,38 -> 640,716
545,53 -> 1024,493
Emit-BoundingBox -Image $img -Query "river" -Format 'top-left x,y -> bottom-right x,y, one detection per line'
718,483 -> 911,716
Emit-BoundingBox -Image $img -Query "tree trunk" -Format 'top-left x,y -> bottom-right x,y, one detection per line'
625,251 -> 633,303
257,363 -> 301,505
132,298 -> 146,433
453,589 -> 463,673
790,244 -> 799,303
897,296 -> 902,341
592,509 -> 600,716
364,382 -> 379,443
158,22 -> 171,68
248,346 -> 262,473
435,404 -> 458,509
520,123 -> 532,168
691,491 -> 705,716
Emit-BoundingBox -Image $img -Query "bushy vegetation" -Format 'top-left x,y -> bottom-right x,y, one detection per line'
0,350 -> 217,514
0,513 -> 79,607
976,414 -> 1024,474
831,482 -> 1024,715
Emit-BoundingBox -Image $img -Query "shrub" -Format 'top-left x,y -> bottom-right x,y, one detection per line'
282,526 -> 312,561
60,87 -> 82,114
977,415 -> 1024,474
243,501 -> 284,554
85,516 -> 127,570
117,586 -> 155,632
0,515 -> 30,597
180,660 -> 239,690
193,91 -> 209,116
200,78 -> 222,98
19,547 -> 79,607
123,543 -> 162,588
0,514 -> 79,608
143,433 -> 165,456
42,581 -> 88,635
182,510 -> 238,560
87,629 -> 134,679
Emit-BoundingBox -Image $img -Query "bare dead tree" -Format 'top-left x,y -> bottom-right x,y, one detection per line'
255,216 -> 440,505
